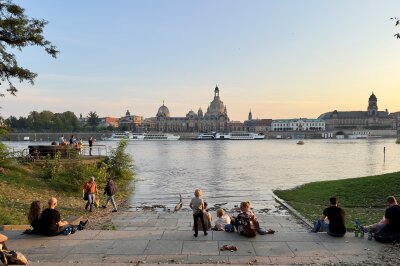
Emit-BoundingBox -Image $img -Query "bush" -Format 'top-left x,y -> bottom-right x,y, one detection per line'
106,139 -> 134,180
42,151 -> 61,179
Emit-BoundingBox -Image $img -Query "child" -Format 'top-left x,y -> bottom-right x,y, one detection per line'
214,208 -> 231,231
189,189 -> 208,237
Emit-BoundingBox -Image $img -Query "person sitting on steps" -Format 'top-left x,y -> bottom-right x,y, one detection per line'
311,197 -> 346,237
363,196 -> 400,236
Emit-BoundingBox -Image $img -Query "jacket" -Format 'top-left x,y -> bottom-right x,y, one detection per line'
104,180 -> 117,196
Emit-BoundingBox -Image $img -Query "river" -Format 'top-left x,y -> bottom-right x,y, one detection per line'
5,139 -> 400,213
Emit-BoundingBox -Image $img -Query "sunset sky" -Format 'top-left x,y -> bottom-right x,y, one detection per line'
1,0 -> 400,121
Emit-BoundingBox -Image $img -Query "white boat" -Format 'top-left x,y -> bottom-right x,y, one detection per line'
104,132 -> 180,141
193,133 -> 216,140
194,132 -> 265,140
229,132 -> 265,140
103,132 -> 132,141
134,133 -> 180,141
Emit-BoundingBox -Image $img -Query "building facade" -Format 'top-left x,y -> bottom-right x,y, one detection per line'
243,110 -> 272,132
271,118 -> 325,131
318,93 -> 393,131
154,86 -> 230,132
119,110 -> 143,131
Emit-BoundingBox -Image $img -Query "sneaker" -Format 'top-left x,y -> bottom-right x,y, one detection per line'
204,232 -> 208,236
102,205 -> 106,209
112,210 -> 117,212
193,234 -> 198,237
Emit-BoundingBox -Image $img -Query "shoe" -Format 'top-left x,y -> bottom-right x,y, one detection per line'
102,205 -> 106,209
193,234 -> 198,237
204,232 -> 208,236
89,209 -> 93,212
112,209 -> 117,212
79,220 -> 88,227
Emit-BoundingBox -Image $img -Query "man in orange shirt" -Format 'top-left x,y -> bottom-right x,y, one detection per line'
82,176 -> 98,212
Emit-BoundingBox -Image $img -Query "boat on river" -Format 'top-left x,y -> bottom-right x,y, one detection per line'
193,132 -> 265,140
104,132 -> 180,141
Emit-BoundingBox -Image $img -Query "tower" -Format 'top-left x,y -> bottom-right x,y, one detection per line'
368,92 -> 378,116
248,109 -> 253,121
214,85 -> 219,98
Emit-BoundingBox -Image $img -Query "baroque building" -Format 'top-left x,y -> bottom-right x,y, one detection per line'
119,110 -> 143,131
154,86 -> 230,132
319,93 -> 393,130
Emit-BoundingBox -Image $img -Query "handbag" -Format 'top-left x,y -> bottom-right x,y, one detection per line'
83,192 -> 88,201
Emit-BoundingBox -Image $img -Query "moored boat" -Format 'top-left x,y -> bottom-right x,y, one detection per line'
194,132 -> 265,140
104,132 -> 180,141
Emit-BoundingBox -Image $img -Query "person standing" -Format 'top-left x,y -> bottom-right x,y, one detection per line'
311,197 -> 346,237
88,136 -> 94,156
189,189 -> 208,237
82,176 -> 98,212
102,176 -> 118,212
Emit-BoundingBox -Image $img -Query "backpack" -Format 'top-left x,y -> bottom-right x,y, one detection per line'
236,213 -> 260,238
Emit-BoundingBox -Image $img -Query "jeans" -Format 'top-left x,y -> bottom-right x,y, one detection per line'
311,220 -> 345,237
193,212 -> 207,236
311,220 -> 330,233
105,195 -> 117,211
85,193 -> 95,211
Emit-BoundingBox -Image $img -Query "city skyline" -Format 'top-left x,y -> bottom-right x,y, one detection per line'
1,1 -> 400,120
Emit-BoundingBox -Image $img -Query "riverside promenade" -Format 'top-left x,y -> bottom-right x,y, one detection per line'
3,209 -> 388,265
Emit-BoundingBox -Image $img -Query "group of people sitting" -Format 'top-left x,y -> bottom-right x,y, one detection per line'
26,197 -> 88,236
311,196 -> 400,242
189,189 -> 273,237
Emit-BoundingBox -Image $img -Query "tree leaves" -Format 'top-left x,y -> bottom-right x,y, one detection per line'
0,0 -> 58,96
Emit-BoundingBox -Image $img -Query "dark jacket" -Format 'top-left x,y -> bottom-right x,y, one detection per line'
104,180 -> 117,196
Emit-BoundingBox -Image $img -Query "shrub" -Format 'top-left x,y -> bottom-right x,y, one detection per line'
106,139 -> 134,180
42,151 -> 61,179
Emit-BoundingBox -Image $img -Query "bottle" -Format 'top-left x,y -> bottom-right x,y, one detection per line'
360,230 -> 364,237
354,228 -> 359,237
368,231 -> 373,240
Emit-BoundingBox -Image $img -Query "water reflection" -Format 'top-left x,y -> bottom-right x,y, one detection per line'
4,139 -> 400,212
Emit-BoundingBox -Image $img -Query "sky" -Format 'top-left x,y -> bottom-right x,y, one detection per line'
1,0 -> 400,121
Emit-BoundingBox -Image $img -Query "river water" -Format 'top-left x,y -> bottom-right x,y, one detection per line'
5,139 -> 400,213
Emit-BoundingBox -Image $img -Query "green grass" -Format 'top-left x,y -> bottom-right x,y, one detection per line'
274,172 -> 400,229
0,158 -> 133,225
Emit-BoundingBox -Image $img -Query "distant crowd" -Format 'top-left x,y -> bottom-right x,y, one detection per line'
51,134 -> 95,156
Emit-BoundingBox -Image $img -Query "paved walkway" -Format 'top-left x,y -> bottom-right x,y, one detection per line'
3,210 -> 388,265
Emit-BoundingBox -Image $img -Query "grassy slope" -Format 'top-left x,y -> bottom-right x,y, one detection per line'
274,172 -> 400,229
0,159 -> 132,225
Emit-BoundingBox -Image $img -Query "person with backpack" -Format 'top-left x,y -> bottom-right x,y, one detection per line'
82,176 -> 98,212
102,176 -> 118,212
311,197 -> 346,237
189,189 -> 208,237
234,201 -> 260,237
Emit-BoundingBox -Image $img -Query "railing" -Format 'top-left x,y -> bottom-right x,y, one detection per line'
5,144 -> 108,161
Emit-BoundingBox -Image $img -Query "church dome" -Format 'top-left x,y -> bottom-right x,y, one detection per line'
157,103 -> 170,118
369,92 -> 377,101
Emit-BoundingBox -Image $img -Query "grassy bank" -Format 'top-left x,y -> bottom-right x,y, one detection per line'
0,140 -> 134,226
274,172 -> 400,229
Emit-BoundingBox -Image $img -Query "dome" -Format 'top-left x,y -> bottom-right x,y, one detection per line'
157,103 -> 170,118
369,92 -> 377,101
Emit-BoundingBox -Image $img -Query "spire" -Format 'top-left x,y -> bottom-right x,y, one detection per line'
214,85 -> 219,97
248,109 -> 253,120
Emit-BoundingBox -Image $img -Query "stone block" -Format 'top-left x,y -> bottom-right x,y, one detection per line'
253,242 -> 295,256
144,240 -> 183,255
182,240 -> 219,255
